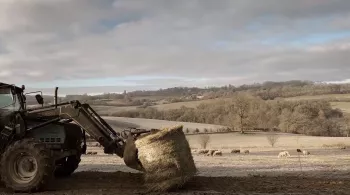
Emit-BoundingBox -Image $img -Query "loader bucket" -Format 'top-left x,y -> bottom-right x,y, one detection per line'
123,135 -> 145,172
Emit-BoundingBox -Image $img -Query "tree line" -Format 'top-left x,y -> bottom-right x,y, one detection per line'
52,80 -> 350,103
102,93 -> 350,137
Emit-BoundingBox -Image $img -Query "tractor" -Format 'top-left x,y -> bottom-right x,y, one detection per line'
0,82 -> 151,192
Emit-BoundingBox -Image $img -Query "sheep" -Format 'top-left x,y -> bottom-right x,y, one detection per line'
243,150 -> 250,154
213,151 -> 222,156
278,151 -> 290,158
209,149 -> 218,156
302,150 -> 310,155
198,149 -> 209,154
296,149 -> 302,153
231,149 -> 240,154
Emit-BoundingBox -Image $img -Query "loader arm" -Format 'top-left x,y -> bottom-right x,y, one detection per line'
25,100 -> 150,158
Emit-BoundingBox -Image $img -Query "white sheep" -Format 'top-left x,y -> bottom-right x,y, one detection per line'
278,151 -> 290,158
213,151 -> 222,156
302,150 -> 310,155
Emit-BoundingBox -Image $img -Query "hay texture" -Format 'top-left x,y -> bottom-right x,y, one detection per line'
135,125 -> 197,192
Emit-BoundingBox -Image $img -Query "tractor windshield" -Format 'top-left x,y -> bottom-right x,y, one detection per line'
0,87 -> 13,108
0,87 -> 20,110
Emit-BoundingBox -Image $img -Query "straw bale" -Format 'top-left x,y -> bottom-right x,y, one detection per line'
135,125 -> 197,192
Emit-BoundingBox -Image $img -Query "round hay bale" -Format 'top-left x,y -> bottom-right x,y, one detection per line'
135,125 -> 197,192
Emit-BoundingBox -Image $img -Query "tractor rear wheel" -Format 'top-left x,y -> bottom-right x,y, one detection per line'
0,138 -> 55,192
54,153 -> 81,177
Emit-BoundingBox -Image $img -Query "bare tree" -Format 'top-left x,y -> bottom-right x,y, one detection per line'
266,133 -> 279,147
198,135 -> 211,149
234,94 -> 250,133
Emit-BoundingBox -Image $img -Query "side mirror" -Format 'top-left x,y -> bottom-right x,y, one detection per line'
35,94 -> 44,105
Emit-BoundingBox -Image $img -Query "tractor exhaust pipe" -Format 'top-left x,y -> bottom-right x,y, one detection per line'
54,87 -> 58,108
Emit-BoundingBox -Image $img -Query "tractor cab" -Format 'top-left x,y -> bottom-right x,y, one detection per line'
0,83 -> 24,111
0,83 -> 45,113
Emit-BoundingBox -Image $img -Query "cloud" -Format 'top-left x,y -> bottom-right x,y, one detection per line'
0,0 -> 350,93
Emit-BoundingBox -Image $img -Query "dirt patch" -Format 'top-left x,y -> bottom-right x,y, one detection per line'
0,171 -> 350,195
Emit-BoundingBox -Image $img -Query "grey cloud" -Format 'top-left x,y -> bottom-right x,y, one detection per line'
0,0 -> 350,91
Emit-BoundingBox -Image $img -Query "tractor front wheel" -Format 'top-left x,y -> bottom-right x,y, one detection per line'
54,153 -> 81,177
0,138 -> 55,192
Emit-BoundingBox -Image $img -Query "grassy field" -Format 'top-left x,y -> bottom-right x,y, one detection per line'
60,117 -> 350,195
103,116 -> 227,132
282,94 -> 350,114
93,98 -> 227,115
186,131 -> 350,150
284,93 -> 350,101
102,116 -> 350,150
330,102 -> 350,113
151,98 -> 222,110
93,92 -> 350,121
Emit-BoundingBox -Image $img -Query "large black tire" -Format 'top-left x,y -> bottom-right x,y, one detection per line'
54,153 -> 81,177
54,123 -> 83,178
0,138 -> 55,192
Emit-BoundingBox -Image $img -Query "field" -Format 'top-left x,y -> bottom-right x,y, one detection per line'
94,93 -> 350,117
331,102 -> 350,114
151,98 -> 222,110
284,93 -> 350,101
103,116 -> 227,132
92,98 -> 222,115
5,117 -> 350,195
283,94 -> 350,114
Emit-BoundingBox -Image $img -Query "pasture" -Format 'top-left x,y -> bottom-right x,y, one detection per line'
284,93 -> 350,101
331,102 -> 350,113
103,116 -> 227,132
14,117 -> 350,195
77,120 -> 350,195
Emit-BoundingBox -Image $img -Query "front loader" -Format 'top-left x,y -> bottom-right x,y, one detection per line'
0,82 -> 155,192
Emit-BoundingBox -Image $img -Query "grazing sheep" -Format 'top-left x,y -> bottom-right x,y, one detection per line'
209,149 -> 218,156
92,152 -> 98,155
243,150 -> 250,154
204,149 -> 218,156
231,149 -> 240,153
86,151 -> 93,155
278,151 -> 290,158
296,149 -> 302,153
340,146 -> 346,150
213,151 -> 222,156
302,150 -> 310,155
198,149 -> 209,154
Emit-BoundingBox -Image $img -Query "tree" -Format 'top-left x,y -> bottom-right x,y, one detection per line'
234,94 -> 251,133
198,135 -> 211,149
266,133 -> 279,147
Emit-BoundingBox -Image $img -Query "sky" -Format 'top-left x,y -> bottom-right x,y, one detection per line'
0,0 -> 350,95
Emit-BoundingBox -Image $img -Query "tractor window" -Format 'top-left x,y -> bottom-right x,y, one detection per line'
0,87 -> 14,109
